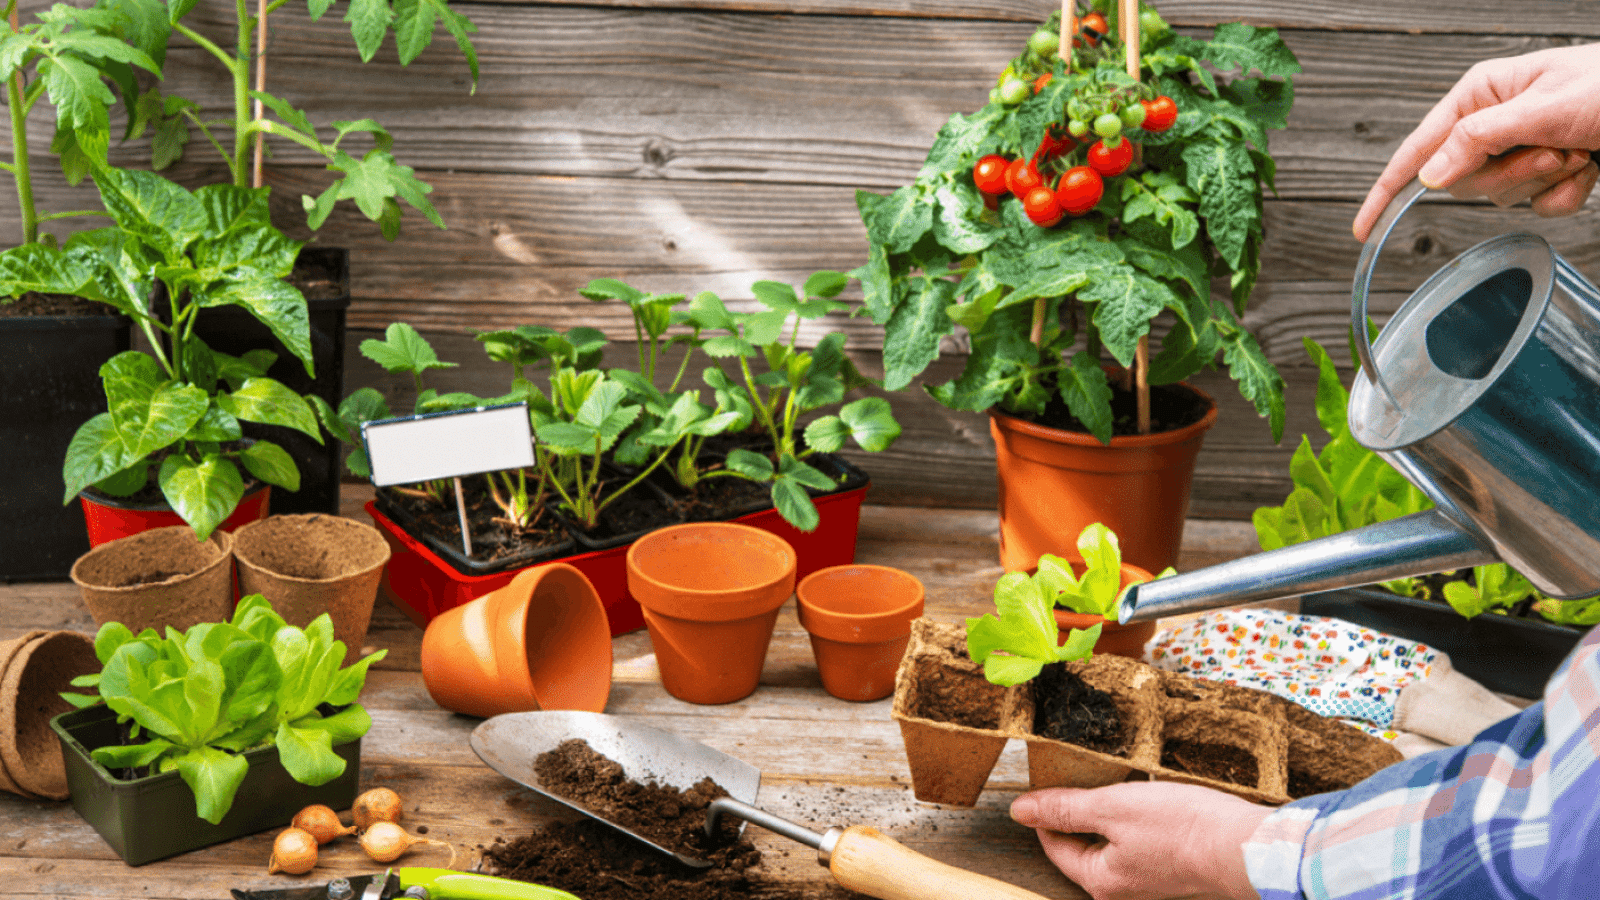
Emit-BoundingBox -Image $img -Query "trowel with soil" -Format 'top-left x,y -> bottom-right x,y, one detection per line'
471,710 -> 1053,900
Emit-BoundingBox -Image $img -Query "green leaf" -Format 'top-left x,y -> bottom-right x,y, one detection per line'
173,746 -> 250,823
881,277 -> 955,391
1056,352 -> 1114,445
724,448 -> 774,481
275,722 -> 346,787
360,322 -> 456,375
859,185 -> 933,255
343,0 -> 394,61
238,440 -> 299,490
1194,23 -> 1302,80
92,166 -> 207,263
1181,138 -> 1258,271
158,453 -> 244,541
771,476 -> 820,532
218,377 -> 321,440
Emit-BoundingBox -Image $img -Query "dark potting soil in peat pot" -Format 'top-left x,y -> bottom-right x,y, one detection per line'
1031,663 -> 1125,756
479,740 -> 854,900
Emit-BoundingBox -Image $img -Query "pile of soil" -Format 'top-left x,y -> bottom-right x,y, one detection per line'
1032,663 -> 1125,754
480,740 -> 854,900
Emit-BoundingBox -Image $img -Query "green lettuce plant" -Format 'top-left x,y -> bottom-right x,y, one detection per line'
1045,522 -> 1171,617
854,1 -> 1294,444
52,165 -> 323,540
966,563 -> 1103,687
63,594 -> 386,824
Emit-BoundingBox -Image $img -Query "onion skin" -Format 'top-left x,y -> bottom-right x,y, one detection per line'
267,827 -> 319,875
359,820 -> 456,868
352,787 -> 404,831
291,804 -> 357,845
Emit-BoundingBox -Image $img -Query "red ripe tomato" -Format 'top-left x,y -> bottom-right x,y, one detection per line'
1033,73 -> 1053,94
1087,138 -> 1134,177
973,154 -> 1010,196
1078,12 -> 1108,46
1022,186 -> 1064,227
1056,166 -> 1104,216
1005,158 -> 1044,198
1142,96 -> 1178,132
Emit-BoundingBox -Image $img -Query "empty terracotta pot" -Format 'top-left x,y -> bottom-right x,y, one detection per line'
627,522 -> 797,705
420,563 -> 613,718
0,630 -> 98,799
1053,562 -> 1158,660
796,565 -> 925,701
68,525 -> 235,635
232,514 -> 391,660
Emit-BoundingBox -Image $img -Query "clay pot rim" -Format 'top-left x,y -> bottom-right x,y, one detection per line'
796,564 -> 926,644
1050,562 -> 1157,625
989,384 -> 1218,449
626,522 -> 797,615
493,563 -> 611,709
68,525 -> 234,592
231,513 -> 391,584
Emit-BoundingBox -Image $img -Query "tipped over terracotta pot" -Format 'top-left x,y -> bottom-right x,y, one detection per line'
420,563 -> 613,718
627,522 -> 797,705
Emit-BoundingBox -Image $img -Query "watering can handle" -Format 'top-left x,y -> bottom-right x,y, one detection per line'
1351,177 -> 1430,407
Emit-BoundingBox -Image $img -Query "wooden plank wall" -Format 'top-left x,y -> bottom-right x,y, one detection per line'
7,0 -> 1600,517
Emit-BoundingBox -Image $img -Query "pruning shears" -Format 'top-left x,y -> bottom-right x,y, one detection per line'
230,867 -> 579,900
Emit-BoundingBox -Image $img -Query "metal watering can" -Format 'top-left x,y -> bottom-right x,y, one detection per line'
1121,177 -> 1600,623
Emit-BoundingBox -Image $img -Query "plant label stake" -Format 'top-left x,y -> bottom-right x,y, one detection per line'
362,403 -> 536,559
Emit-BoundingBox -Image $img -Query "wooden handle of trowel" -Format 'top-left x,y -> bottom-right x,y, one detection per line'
827,825 -> 1052,900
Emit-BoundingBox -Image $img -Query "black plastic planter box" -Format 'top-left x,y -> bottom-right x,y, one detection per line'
0,311 -> 130,581
50,705 -> 361,866
1300,587 -> 1586,700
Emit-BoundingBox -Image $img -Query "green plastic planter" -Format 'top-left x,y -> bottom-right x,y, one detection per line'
50,705 -> 361,866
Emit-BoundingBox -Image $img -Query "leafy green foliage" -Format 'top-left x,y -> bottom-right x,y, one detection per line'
966,570 -> 1101,687
63,595 -> 385,824
1442,565 -> 1536,620
46,166 -> 321,540
854,3 -> 1295,444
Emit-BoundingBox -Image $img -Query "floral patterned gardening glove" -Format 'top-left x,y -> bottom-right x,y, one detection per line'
1145,608 -> 1519,752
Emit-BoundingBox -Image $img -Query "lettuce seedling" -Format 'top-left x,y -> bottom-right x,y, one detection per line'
63,595 -> 385,824
1038,523 -> 1169,618
966,567 -> 1102,687
1441,564 -> 1537,619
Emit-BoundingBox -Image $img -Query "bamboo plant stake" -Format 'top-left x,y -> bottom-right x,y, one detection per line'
1031,0 -> 1077,347
1121,0 -> 1151,434
251,0 -> 268,187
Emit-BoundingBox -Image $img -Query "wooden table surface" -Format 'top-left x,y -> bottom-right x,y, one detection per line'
0,488 -> 1262,900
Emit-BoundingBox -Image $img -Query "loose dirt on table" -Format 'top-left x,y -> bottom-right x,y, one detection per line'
480,739 -> 857,900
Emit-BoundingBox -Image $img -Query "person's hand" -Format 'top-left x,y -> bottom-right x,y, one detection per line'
1353,43 -> 1600,241
1010,782 -> 1272,900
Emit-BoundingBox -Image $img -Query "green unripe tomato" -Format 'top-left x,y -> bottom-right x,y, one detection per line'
1140,9 -> 1169,40
1028,28 -> 1059,56
1067,119 -> 1090,139
1120,102 -> 1147,129
998,75 -> 1030,105
990,87 -> 1003,105
1093,113 -> 1123,139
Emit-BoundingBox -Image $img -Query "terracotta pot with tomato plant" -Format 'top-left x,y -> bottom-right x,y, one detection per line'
855,0 -> 1299,573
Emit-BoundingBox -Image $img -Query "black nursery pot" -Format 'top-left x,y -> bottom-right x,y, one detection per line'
1299,587 -> 1586,700
50,704 -> 361,866
159,246 -> 351,516
0,311 -> 130,581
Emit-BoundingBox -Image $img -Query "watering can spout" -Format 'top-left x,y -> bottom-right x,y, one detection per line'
1117,508 -> 1497,624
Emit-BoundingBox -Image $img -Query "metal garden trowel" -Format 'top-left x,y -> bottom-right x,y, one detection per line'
471,711 -> 1052,900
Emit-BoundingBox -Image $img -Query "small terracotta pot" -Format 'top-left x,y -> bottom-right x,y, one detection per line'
420,563 -> 613,717
79,482 -> 271,548
796,565 -> 925,701
627,522 -> 797,705
232,514 -> 391,660
0,630 -> 98,799
990,389 -> 1216,576
1052,562 -> 1158,660
69,525 -> 235,634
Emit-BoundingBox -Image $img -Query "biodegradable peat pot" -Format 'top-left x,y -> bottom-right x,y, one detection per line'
890,618 -> 1022,806
1052,562 -> 1159,660
68,526 -> 235,634
79,481 -> 271,548
420,563 -> 613,718
990,385 -> 1216,575
50,704 -> 360,866
232,514 -> 390,660
796,564 -> 925,701
0,630 -> 97,799
626,522 -> 798,705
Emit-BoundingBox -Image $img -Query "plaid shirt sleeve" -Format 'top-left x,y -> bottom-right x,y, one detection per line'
1242,624 -> 1600,899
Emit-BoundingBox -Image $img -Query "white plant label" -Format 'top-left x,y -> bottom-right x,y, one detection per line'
362,402 -> 535,487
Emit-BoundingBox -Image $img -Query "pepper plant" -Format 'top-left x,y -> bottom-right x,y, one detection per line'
854,0 -> 1296,444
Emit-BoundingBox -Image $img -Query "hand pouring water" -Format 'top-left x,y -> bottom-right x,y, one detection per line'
1121,177 -> 1600,623
471,711 -> 1051,900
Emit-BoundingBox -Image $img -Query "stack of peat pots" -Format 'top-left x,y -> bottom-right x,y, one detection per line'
0,631 -> 99,800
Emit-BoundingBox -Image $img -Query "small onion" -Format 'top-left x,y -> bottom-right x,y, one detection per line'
358,820 -> 456,867
352,786 -> 404,831
267,826 -> 319,875
291,804 -> 357,845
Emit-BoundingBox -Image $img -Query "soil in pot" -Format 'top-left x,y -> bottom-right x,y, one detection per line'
900,623 -> 1007,731
481,739 -> 852,900
1159,738 -> 1259,787
670,476 -> 772,522
378,475 -> 571,568
1031,663 -> 1125,755
1020,380 -> 1210,438
0,293 -> 119,316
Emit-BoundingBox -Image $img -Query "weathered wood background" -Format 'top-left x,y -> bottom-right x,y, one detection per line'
6,0 -> 1599,517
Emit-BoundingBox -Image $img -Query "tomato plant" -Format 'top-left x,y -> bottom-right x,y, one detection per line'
1078,12 -> 1107,46
1005,158 -> 1044,198
1142,96 -> 1178,132
973,155 -> 1010,196
1055,166 -> 1103,216
1023,186 -> 1064,227
1087,139 -> 1133,177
